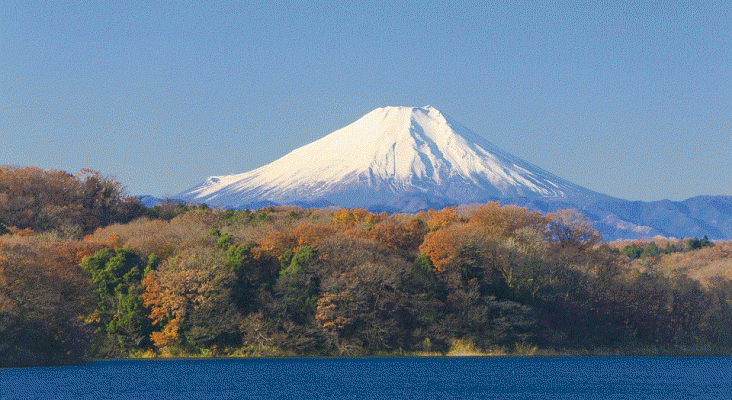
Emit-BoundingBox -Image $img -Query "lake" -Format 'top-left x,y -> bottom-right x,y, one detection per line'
2,357 -> 731,399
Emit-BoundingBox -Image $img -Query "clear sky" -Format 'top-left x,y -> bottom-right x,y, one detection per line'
1,1 -> 730,201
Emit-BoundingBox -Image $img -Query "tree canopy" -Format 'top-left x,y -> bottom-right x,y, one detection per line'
2,169 -> 732,366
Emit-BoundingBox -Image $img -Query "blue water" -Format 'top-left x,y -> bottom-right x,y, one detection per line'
2,357 -> 731,399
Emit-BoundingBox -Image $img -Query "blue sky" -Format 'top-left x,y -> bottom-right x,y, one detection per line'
1,1 -> 730,201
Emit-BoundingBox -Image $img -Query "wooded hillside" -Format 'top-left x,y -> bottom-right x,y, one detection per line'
1,167 -> 731,367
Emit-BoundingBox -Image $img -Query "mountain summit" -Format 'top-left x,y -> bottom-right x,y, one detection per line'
178,106 -> 607,211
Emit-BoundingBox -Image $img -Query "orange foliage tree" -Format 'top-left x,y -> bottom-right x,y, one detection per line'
142,246 -> 244,349
291,223 -> 335,247
258,223 -> 335,258
419,225 -> 473,272
427,206 -> 460,231
368,216 -> 427,251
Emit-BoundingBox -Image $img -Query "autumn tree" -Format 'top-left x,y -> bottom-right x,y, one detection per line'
0,166 -> 146,235
0,240 -> 96,366
467,203 -> 546,239
368,216 -> 427,251
142,246 -> 244,350
434,283 -> 537,351
258,223 -> 335,257
493,228 -> 550,301
85,211 -> 219,260
316,262 -> 413,353
427,207 -> 460,231
419,227 -> 463,272
546,209 -> 600,249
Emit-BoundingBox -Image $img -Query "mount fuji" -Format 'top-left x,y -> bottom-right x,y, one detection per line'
174,106 -> 732,240
177,106 -> 610,212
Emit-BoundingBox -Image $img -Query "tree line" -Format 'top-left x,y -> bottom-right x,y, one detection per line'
1,167 -> 731,367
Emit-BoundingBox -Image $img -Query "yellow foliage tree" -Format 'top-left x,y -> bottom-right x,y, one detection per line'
333,208 -> 375,229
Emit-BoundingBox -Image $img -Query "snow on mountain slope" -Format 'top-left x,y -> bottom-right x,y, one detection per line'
177,106 -> 609,211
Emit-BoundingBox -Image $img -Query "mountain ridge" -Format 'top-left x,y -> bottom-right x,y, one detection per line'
175,106 -> 731,240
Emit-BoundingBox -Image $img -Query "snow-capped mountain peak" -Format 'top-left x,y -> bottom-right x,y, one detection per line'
177,106 -> 605,211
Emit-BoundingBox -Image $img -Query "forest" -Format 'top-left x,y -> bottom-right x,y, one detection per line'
1,166 -> 731,367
